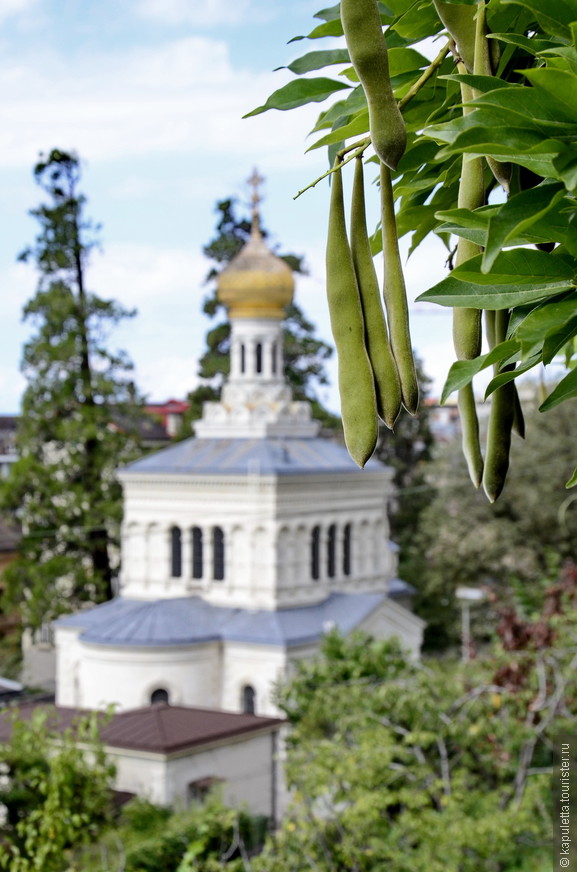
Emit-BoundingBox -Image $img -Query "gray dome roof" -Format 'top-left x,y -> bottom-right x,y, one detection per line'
121,437 -> 386,477
56,592 -> 388,648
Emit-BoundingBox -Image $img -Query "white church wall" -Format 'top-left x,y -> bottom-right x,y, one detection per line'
165,730 -> 279,818
221,641 -> 286,716
360,599 -> 425,659
58,641 -> 222,711
108,729 -> 280,818
55,626 -> 83,706
107,747 -> 168,805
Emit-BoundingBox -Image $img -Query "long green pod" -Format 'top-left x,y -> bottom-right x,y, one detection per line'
453,72 -> 485,487
341,0 -> 406,170
433,0 -> 476,71
473,1 -> 511,192
483,310 -> 515,502
350,156 -> 401,429
485,312 -> 524,439
380,163 -> 418,415
326,160 -> 378,467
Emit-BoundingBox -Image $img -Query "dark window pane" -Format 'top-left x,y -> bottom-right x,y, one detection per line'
213,527 -> 225,581
151,688 -> 169,705
311,525 -> 320,580
255,342 -> 262,374
192,526 -> 203,579
170,526 -> 182,578
242,685 -> 256,714
343,523 -> 351,576
327,524 -> 336,578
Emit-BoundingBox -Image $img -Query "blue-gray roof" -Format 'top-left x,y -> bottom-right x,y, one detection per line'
121,437 -> 385,477
56,592 -> 388,648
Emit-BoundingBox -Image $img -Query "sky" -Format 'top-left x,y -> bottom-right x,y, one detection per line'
0,0 -> 456,416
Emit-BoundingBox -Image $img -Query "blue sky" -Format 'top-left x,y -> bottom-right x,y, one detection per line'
0,0 -> 454,415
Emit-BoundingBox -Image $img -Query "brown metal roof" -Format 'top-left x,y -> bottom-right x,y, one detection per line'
0,702 -> 283,755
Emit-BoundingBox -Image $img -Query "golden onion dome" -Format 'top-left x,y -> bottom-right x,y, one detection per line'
217,222 -> 295,320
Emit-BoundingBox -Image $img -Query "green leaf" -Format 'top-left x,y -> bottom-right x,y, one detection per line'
288,19 -> 344,42
440,340 -> 521,402
243,78 -> 351,117
553,145 -> 577,193
439,73 -> 511,94
542,316 -> 577,363
307,110 -> 369,151
314,4 -> 341,22
484,356 -> 542,399
566,465 -> 577,488
309,86 -> 367,133
482,182 -> 566,272
417,250 -> 576,310
387,47 -> 430,76
471,85 -> 577,129
502,0 -> 576,40
435,205 -> 497,246
522,68 -> 577,123
487,32 -> 560,55
515,298 -> 577,354
539,367 -> 577,410
280,49 -> 350,75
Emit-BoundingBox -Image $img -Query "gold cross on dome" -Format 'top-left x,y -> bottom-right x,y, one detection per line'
247,167 -> 265,232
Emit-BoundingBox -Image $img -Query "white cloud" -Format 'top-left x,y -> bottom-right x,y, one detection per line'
0,0 -> 36,22
138,355 -> 200,402
0,34 -> 320,172
134,0 -> 254,26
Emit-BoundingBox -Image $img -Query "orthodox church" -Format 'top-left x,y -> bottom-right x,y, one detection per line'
54,177 -> 424,719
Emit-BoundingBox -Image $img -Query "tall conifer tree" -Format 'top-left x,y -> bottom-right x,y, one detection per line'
1,149 -> 141,630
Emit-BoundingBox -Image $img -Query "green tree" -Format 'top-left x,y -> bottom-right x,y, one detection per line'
410,393 -> 577,649
179,196 -> 339,436
75,795 -> 269,872
0,149 -> 142,630
0,708 -> 115,871
253,566 -> 577,871
246,0 -> 577,497
376,354 -> 436,580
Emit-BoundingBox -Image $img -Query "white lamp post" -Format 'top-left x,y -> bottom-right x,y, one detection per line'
456,586 -> 485,663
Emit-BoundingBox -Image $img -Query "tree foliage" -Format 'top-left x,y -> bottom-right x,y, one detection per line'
409,392 -> 577,649
246,0 -> 577,495
253,566 -> 577,871
0,708 -> 115,871
74,795 -> 268,872
375,354 -> 436,577
0,149 -> 142,629
180,197 -> 339,436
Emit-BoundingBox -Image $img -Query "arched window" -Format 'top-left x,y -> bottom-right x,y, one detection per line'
242,685 -> 256,715
327,524 -> 336,578
343,523 -> 352,576
240,343 -> 246,374
255,342 -> 263,374
271,342 -> 277,375
213,527 -> 225,581
170,526 -> 182,578
150,688 -> 169,705
311,525 -> 320,580
191,526 -> 203,579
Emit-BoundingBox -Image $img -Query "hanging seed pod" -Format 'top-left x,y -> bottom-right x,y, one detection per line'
326,160 -> 378,467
